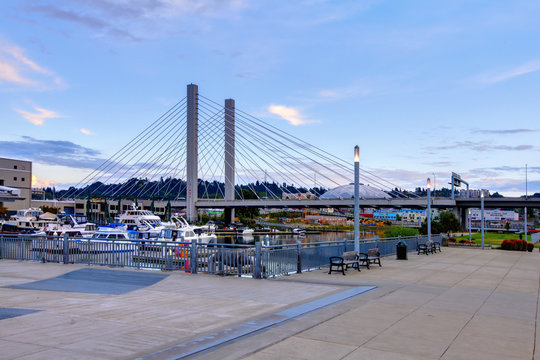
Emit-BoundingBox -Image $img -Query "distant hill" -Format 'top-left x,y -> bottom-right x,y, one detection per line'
35,178 -> 328,200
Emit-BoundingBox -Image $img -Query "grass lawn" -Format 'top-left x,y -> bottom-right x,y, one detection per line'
454,232 -> 536,247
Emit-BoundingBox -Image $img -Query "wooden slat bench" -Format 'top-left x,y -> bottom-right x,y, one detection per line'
329,251 -> 361,275
418,241 -> 435,255
359,248 -> 381,269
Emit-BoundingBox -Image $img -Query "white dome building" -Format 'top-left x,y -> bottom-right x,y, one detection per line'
320,183 -> 391,199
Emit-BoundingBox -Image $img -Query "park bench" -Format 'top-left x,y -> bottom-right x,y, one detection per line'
418,241 -> 436,255
431,241 -> 441,253
359,248 -> 382,269
328,251 -> 361,275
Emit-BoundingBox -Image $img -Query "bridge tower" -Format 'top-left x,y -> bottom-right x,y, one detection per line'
186,84 -> 198,222
224,98 -> 236,224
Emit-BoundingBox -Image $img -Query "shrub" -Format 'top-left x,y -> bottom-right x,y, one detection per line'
527,242 -> 534,252
384,226 -> 419,238
501,239 -> 529,251
501,239 -> 513,250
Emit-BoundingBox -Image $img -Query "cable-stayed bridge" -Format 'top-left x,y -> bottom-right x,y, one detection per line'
64,84 -> 538,223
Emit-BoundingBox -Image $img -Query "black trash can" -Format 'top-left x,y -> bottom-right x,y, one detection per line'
396,241 -> 408,260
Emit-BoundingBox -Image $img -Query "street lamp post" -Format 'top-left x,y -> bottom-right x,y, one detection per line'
468,208 -> 472,243
427,178 -> 431,244
525,164 -> 528,243
481,191 -> 485,250
354,146 -> 360,253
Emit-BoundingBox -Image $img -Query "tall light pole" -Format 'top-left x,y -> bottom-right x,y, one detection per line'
354,146 -> 360,253
427,178 -> 431,243
525,164 -> 528,242
481,191 -> 485,250
468,208 -> 472,243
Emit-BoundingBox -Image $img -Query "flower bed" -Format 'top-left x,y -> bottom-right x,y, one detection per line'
500,239 -> 533,251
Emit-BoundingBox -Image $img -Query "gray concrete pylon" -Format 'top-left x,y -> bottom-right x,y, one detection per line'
186,84 -> 198,222
225,99 -> 235,223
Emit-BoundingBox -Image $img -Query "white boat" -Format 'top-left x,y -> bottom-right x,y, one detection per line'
238,226 -> 254,236
5,208 -> 56,231
40,214 -> 98,238
77,228 -> 140,254
90,228 -> 139,241
116,206 -> 163,237
201,221 -> 217,232
158,227 -> 217,244
292,228 -> 306,236
160,215 -> 217,243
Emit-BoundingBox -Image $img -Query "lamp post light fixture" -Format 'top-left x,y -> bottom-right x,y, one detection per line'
468,208 -> 472,243
427,178 -> 431,244
481,191 -> 485,250
354,146 -> 360,253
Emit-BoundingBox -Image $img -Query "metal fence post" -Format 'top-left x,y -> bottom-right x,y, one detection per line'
190,239 -> 198,274
63,233 -> 69,264
0,234 -> 3,259
343,239 -> 347,253
218,245 -> 224,276
296,241 -> 302,274
254,241 -> 262,279
238,250 -> 242,277
165,243 -> 172,271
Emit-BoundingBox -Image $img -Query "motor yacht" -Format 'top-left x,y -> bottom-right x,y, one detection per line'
238,226 -> 254,236
158,227 -> 217,243
41,214 -> 98,238
5,208 -> 56,231
115,205 -> 163,237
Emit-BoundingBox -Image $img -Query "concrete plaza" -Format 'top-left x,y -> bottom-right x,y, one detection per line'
1,247 -> 539,359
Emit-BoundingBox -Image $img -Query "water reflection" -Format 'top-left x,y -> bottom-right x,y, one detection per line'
217,229 -> 387,245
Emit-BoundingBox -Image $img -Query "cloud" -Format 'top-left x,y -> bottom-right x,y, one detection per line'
14,106 -> 61,126
0,136 -> 105,169
318,84 -> 372,100
423,161 -> 456,167
80,128 -> 94,135
0,40 -> 63,89
29,5 -> 141,42
31,174 -> 55,188
473,128 -> 538,135
476,60 -> 540,84
432,140 -> 534,152
475,166 -> 540,174
268,105 -> 316,126
26,1 -> 249,41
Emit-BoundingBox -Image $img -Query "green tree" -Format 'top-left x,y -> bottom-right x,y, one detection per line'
439,211 -> 461,232
419,220 -> 444,235
505,221 -> 511,232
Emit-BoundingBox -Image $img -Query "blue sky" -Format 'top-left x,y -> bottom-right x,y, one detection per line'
0,0 -> 539,196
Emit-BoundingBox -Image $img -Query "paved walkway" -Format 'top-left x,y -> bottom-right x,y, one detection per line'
1,247 -> 539,359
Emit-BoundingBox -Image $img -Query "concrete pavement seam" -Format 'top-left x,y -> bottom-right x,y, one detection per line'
532,267 -> 540,360
439,250 -> 523,359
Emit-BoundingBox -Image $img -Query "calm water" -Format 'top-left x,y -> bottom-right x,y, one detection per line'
218,229 -> 387,245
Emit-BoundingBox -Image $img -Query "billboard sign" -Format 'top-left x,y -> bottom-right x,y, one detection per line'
452,172 -> 462,187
